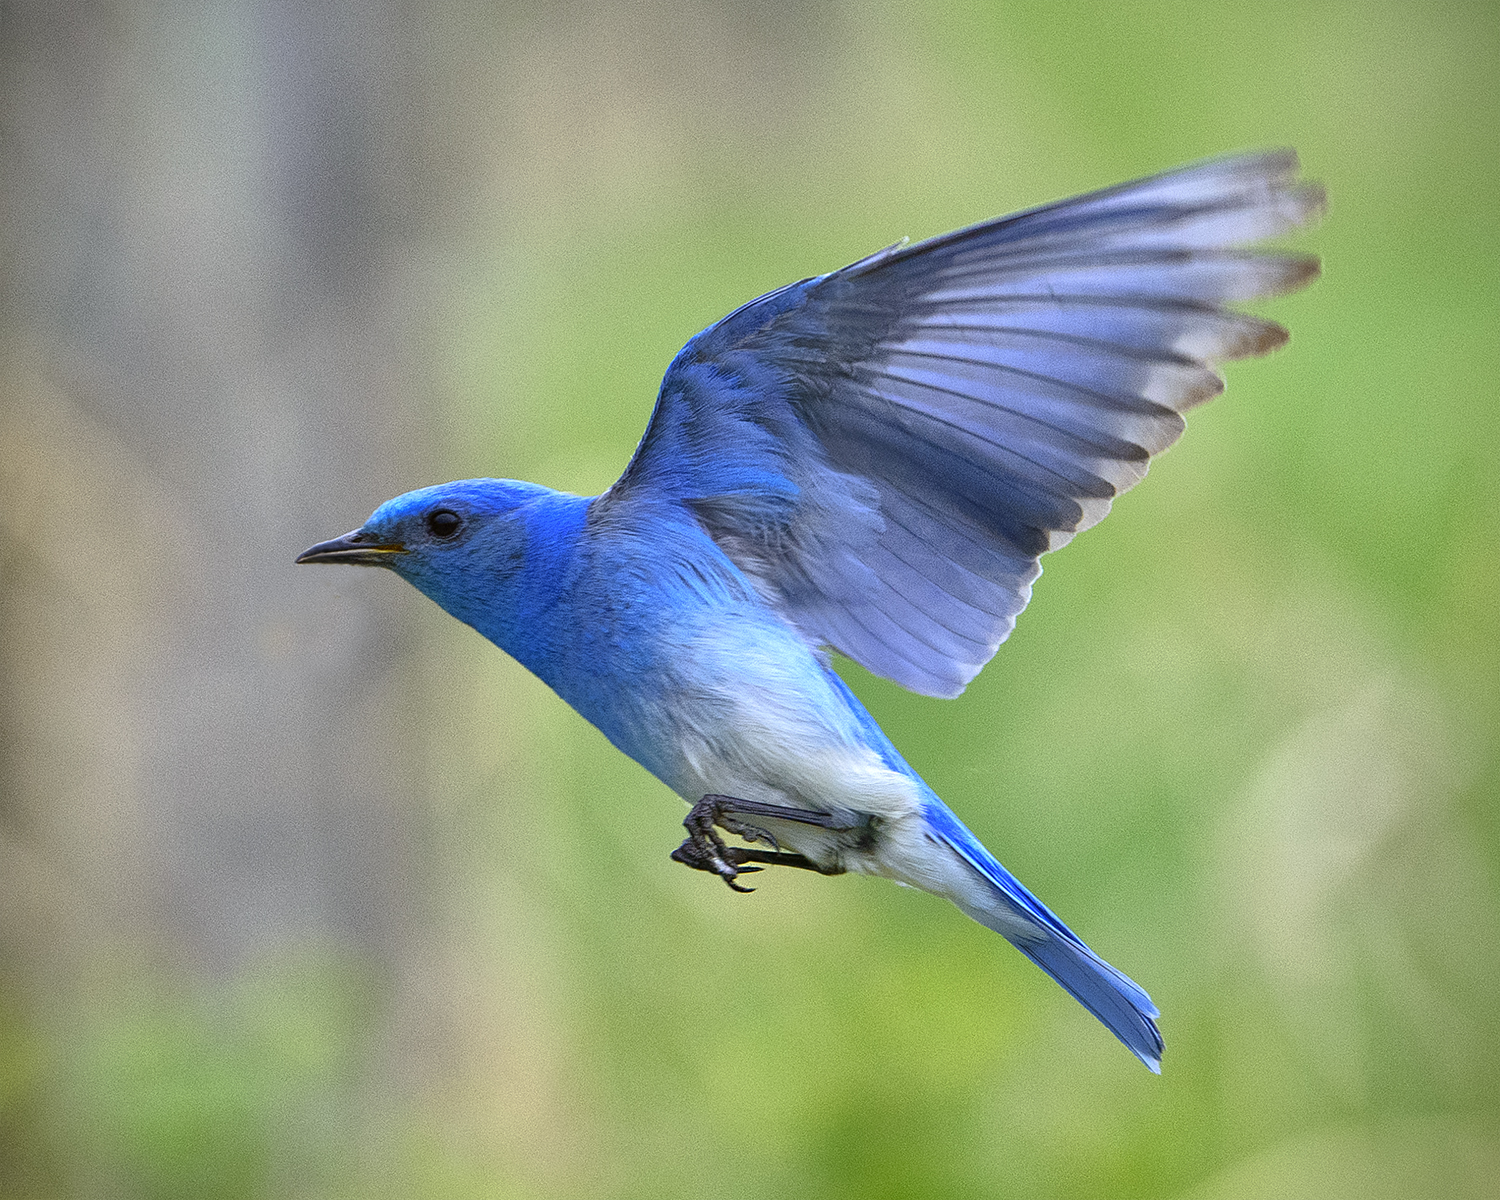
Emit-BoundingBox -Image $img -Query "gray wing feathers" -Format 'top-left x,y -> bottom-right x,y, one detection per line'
773,151 -> 1323,696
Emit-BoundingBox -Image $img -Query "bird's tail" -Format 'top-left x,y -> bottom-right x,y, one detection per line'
921,800 -> 1164,1072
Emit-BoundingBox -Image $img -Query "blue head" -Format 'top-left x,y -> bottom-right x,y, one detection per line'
297,477 -> 589,647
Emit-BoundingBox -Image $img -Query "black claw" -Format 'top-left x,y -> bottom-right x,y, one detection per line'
722,817 -> 779,851
671,794 -> 853,890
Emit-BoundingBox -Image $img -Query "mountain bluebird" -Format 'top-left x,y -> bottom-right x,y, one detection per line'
299,150 -> 1323,1071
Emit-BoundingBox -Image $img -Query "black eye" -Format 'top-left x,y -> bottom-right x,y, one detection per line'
426,509 -> 463,540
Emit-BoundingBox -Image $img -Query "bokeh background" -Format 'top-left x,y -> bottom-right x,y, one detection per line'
2,1 -> 1497,1197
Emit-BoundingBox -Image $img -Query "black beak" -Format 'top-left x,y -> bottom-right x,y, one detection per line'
295,529 -> 407,566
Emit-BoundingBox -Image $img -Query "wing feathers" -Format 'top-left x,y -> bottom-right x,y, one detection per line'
902,299 -> 1291,365
920,251 -> 1319,307
851,376 -> 1128,499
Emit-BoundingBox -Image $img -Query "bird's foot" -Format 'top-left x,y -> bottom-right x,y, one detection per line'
671,793 -> 851,892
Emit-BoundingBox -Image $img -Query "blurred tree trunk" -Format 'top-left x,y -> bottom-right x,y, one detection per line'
0,0 -> 432,996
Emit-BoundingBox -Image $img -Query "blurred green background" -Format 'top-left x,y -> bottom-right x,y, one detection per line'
2,1 -> 1497,1197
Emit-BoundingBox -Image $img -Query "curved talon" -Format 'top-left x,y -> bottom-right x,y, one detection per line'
708,845 -> 753,892
718,814 -> 780,851
743,824 -> 780,851
713,844 -> 762,892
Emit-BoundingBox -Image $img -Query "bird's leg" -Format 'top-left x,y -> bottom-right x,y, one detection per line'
671,793 -> 854,892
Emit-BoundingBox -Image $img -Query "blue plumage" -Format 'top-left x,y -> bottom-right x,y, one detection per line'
299,151 -> 1322,1071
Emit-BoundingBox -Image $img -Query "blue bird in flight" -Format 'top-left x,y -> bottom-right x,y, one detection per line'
299,151 -> 1322,1071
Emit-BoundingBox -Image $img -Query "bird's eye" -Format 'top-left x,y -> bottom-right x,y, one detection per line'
426,509 -> 463,540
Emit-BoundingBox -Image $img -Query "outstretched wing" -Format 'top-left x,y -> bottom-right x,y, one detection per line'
602,150 -> 1323,698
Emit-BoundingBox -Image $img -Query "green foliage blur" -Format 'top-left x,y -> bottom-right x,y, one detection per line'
3,1 -> 1497,1197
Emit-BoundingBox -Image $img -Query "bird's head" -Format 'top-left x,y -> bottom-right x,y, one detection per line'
296,477 -> 564,631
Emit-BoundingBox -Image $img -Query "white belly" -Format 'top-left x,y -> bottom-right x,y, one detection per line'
650,623 -> 943,878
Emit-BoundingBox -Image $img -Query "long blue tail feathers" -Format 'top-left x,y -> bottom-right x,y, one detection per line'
922,800 -> 1164,1072
825,673 -> 1163,1069
1007,931 -> 1163,1073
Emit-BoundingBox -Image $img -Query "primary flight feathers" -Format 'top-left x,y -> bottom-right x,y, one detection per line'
606,149 -> 1324,697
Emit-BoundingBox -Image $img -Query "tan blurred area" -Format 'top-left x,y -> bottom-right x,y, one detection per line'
1,3 -> 479,1189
